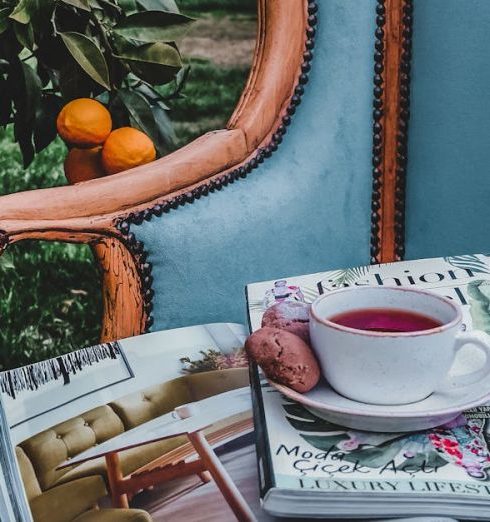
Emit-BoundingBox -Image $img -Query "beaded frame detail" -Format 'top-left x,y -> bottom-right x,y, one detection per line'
370,0 -> 413,264
116,1 -> 319,332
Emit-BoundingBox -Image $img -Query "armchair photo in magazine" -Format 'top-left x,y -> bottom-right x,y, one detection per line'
0,323 -> 261,522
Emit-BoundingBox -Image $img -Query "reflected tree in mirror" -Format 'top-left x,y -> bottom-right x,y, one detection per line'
0,0 -> 193,166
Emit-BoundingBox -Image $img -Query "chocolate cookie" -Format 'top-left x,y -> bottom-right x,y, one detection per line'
261,301 -> 311,343
245,327 -> 320,393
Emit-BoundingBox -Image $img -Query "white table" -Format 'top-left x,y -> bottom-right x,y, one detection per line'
58,388 -> 255,521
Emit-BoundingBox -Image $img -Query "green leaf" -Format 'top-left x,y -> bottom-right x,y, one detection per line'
444,255 -> 490,275
396,452 -> 448,473
116,0 -> 137,12
151,102 -> 175,152
34,94 -> 64,153
321,265 -> 370,290
136,0 -> 179,13
9,0 -> 30,24
0,8 -> 10,35
117,87 -> 160,147
300,434 -> 348,450
23,62 -> 41,112
341,441 -> 406,468
160,63 -> 189,100
0,79 -> 12,125
61,0 -> 91,11
12,62 -> 42,167
0,252 -> 15,272
102,0 -> 122,8
174,64 -> 189,92
60,31 -> 111,89
283,403 -> 319,420
13,116 -> 35,167
116,40 -> 181,85
13,20 -> 35,50
134,82 -> 164,103
58,60 -> 84,100
113,11 -> 194,43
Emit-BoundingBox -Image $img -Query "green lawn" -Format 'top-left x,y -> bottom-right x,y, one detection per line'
171,61 -> 250,146
0,6 -> 253,370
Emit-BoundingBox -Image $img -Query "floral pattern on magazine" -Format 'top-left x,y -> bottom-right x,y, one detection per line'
317,265 -> 371,293
444,255 -> 490,276
467,280 -> 490,335
281,397 -> 490,480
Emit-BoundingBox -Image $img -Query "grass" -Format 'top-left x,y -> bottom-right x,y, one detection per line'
0,127 -> 67,194
0,242 -> 102,371
0,5 -> 254,371
170,60 -> 250,146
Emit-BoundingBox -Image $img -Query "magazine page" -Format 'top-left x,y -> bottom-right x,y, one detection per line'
0,323 -> 264,522
246,255 -> 490,507
0,396 -> 32,522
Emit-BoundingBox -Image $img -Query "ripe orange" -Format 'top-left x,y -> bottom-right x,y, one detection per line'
101,127 -> 156,175
64,147 -> 105,184
57,98 -> 112,148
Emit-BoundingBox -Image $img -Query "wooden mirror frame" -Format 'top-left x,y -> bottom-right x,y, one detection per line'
0,0 -> 412,343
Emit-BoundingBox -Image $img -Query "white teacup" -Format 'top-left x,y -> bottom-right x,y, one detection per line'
172,403 -> 200,419
309,286 -> 490,405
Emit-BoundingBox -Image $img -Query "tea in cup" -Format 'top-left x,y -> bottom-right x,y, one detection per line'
309,287 -> 490,405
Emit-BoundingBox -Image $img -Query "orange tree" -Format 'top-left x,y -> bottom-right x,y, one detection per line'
0,0 -> 192,167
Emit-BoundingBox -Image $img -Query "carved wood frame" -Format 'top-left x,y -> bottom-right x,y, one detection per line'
0,0 -> 411,343
370,0 -> 413,264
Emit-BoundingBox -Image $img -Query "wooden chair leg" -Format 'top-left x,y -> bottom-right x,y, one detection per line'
105,452 -> 129,509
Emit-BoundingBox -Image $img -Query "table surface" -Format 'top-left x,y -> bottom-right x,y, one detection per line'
57,386 -> 252,469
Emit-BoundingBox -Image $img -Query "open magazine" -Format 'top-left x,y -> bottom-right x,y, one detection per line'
0,323 -> 256,522
246,254 -> 490,520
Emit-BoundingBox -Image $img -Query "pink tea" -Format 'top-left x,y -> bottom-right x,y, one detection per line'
328,307 -> 442,333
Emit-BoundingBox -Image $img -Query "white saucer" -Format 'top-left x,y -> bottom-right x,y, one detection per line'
269,374 -> 490,432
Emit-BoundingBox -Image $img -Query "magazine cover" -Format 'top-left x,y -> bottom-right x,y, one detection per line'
246,254 -> 490,519
0,323 -> 263,522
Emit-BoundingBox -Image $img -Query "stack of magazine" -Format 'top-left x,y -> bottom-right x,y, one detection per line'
1,254 -> 489,520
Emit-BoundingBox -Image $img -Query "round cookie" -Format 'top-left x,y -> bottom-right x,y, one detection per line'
261,301 -> 311,344
245,327 -> 320,393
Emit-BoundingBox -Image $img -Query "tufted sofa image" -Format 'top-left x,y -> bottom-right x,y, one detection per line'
15,368 -> 249,522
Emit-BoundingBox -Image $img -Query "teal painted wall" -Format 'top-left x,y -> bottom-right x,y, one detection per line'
405,0 -> 490,259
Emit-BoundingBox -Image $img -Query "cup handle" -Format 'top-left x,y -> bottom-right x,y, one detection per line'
445,330 -> 490,389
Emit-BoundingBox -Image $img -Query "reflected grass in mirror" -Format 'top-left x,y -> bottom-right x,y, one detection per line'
170,60 -> 251,147
0,242 -> 102,371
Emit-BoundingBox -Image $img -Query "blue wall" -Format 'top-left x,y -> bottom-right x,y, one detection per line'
405,0 -> 490,259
